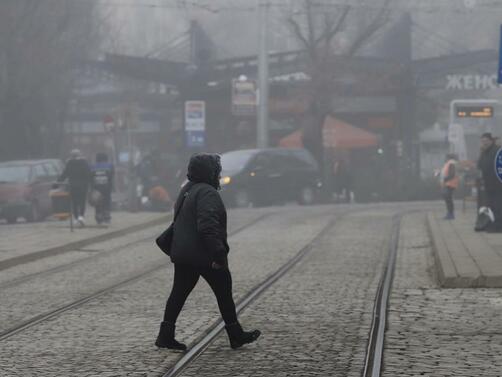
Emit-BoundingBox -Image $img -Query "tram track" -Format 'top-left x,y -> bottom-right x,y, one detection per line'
2,206 -> 406,377
0,215 -> 172,273
0,213 -> 271,342
159,210 -> 405,377
161,213 -> 342,377
0,232 -> 158,290
363,213 -> 403,377
0,212 -> 272,290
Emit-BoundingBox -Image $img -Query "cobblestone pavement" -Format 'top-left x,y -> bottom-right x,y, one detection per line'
0,209 -> 271,288
4,202 -> 499,377
0,208 -> 270,334
0,206 -> 335,376
385,212 -> 502,376
180,208 -> 397,377
0,211 -> 168,263
0,225 -> 164,287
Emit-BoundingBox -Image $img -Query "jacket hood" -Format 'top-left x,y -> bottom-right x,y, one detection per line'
187,153 -> 222,189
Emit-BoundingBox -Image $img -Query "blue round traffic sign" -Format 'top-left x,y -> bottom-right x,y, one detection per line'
495,147 -> 502,183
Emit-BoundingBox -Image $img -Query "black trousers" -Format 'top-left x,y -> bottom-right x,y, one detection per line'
163,264 -> 238,325
94,187 -> 111,221
70,186 -> 87,218
486,189 -> 502,229
443,187 -> 454,216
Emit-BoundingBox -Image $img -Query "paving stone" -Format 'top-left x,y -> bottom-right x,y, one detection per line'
428,210 -> 502,288
0,206 -> 334,376
384,211 -> 502,377
0,212 -> 168,263
180,209 -> 396,376
0,209 -> 268,333
4,203 -> 497,377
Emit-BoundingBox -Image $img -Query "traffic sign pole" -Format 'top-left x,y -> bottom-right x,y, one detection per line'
185,101 -> 206,148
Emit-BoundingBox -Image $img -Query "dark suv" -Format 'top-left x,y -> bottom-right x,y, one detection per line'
0,159 -> 63,223
219,148 -> 322,208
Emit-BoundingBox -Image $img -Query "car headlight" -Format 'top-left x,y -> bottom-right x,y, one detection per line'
220,176 -> 232,185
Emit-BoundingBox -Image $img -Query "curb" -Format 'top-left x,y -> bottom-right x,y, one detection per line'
426,212 -> 502,288
426,213 -> 473,288
0,214 -> 170,272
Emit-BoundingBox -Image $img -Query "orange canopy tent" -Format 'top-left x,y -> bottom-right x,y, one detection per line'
278,116 -> 379,149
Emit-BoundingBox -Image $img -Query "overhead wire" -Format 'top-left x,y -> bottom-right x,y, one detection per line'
412,21 -> 473,55
97,0 -> 219,13
145,30 -> 190,58
412,24 -> 457,56
98,0 -> 499,66
83,0 -> 502,14
411,21 -> 494,77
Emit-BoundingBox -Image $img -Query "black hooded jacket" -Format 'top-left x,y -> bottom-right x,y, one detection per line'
169,154 -> 229,268
478,143 -> 502,193
59,158 -> 91,188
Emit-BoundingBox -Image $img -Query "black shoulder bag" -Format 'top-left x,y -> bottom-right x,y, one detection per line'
155,190 -> 189,256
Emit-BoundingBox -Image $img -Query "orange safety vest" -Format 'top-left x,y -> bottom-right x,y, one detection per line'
441,160 -> 459,189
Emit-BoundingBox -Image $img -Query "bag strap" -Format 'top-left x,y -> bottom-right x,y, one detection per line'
172,186 -> 192,223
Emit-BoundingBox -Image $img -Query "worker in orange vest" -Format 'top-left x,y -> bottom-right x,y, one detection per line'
440,153 -> 459,220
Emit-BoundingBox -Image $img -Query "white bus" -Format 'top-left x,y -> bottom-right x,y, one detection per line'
449,99 -> 500,161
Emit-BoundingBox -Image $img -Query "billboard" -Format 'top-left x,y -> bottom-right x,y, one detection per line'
232,79 -> 257,116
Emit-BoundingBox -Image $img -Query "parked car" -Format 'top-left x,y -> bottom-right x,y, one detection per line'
0,159 -> 63,223
219,148 -> 322,208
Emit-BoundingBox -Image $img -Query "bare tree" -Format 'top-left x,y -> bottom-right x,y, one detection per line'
286,0 -> 392,169
0,0 -> 103,161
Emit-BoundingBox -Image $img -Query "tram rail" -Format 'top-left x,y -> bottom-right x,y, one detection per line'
160,210 -> 405,377
0,214 -> 271,341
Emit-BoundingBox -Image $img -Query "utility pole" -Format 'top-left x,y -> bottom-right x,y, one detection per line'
0,50 -> 7,159
257,0 -> 269,149
189,20 -> 197,66
124,103 -> 138,212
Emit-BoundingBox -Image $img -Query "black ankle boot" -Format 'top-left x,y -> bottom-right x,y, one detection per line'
224,322 -> 261,349
155,322 -> 187,351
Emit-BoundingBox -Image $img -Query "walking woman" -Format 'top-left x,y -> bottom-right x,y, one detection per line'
155,153 -> 261,350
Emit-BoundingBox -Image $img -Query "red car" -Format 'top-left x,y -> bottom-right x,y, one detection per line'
0,159 -> 63,224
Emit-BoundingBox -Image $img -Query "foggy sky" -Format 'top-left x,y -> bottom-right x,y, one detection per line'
103,0 -> 502,61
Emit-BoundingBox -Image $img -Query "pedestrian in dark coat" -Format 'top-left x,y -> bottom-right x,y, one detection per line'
91,153 -> 114,224
155,153 -> 261,351
477,133 -> 502,232
58,149 -> 91,226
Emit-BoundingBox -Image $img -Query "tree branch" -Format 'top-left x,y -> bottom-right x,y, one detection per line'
315,5 -> 351,47
287,17 -> 310,51
347,0 -> 392,56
